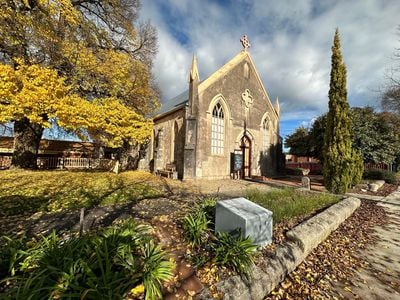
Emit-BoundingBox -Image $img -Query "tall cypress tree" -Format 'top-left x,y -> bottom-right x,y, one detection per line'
323,29 -> 363,194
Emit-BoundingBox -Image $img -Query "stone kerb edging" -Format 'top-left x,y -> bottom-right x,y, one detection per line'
197,197 -> 361,300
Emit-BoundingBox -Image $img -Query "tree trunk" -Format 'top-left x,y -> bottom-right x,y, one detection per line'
12,118 -> 44,169
116,140 -> 143,171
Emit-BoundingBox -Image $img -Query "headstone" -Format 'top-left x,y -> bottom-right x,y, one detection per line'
215,197 -> 273,247
301,176 -> 311,190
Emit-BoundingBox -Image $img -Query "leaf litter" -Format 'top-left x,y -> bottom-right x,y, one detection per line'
264,200 -> 387,299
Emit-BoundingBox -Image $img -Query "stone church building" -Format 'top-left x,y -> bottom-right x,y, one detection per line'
145,38 -> 282,180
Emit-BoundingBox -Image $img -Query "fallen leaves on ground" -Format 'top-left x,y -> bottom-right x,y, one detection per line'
349,183 -> 398,197
265,200 -> 387,299
0,170 -> 165,217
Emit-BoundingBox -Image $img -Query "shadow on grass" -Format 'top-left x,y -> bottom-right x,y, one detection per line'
0,173 -> 168,237
0,195 -> 49,217
0,198 -> 152,238
0,175 -> 163,217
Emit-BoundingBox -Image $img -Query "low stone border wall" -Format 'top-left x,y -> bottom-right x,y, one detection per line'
198,197 -> 361,300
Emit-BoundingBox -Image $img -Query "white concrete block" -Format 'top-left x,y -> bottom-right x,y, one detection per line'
215,197 -> 273,247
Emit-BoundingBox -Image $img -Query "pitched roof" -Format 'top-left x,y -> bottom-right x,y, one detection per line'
0,136 -> 98,155
153,50 -> 278,119
153,89 -> 189,119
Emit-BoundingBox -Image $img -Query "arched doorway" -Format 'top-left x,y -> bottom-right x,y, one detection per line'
240,135 -> 251,178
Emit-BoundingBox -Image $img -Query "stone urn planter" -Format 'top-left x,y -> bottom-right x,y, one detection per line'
301,168 -> 310,176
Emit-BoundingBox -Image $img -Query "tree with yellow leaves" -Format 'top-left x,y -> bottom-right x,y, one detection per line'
0,0 -> 158,168
0,61 -> 152,168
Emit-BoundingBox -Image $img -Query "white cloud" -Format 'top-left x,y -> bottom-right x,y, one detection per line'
140,0 -> 400,126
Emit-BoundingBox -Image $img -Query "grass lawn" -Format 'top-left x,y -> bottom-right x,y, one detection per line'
0,170 -> 165,217
246,188 -> 341,223
0,169 -> 341,227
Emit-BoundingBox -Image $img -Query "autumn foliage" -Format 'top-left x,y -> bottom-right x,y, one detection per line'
0,61 -> 152,147
0,0 -> 158,167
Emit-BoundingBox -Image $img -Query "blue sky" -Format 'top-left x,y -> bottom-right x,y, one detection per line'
140,0 -> 400,147
2,0 -> 398,146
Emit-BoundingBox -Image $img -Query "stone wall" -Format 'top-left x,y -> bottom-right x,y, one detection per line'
195,58 -> 279,179
151,109 -> 186,179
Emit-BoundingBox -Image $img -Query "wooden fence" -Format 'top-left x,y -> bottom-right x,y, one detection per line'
0,156 -> 12,169
363,163 -> 389,171
286,162 -> 395,172
0,156 -> 115,170
286,162 -> 322,171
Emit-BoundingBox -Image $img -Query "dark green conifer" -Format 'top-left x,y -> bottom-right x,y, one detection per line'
323,29 -> 363,194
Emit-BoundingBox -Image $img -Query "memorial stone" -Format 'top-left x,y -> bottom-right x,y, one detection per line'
215,197 -> 273,247
301,176 -> 311,190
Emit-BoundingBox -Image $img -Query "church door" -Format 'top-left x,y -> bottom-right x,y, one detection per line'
240,135 -> 251,178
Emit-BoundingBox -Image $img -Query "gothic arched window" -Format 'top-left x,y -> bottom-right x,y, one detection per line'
262,117 -> 270,151
211,103 -> 224,155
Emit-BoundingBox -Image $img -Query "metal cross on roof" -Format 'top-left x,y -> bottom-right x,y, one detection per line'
240,35 -> 251,50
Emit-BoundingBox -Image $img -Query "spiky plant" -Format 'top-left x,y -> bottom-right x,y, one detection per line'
212,231 -> 257,279
182,210 -> 210,247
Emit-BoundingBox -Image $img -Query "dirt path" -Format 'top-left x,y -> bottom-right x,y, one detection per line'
188,179 -> 273,198
332,189 -> 400,299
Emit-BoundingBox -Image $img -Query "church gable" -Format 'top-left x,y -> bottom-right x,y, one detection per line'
147,38 -> 283,180
197,51 -> 278,131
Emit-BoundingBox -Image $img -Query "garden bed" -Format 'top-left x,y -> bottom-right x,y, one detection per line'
0,171 -> 344,299
246,188 -> 340,223
156,188 -> 341,298
0,219 -> 175,299
348,182 -> 398,197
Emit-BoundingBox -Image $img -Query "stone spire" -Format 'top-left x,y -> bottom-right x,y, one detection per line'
188,54 -> 200,116
189,54 -> 200,82
185,54 -> 200,179
275,97 -> 280,115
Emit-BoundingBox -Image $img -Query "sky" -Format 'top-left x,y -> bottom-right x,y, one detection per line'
139,0 -> 400,142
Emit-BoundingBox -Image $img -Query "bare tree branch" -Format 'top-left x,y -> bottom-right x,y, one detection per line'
382,25 -> 400,114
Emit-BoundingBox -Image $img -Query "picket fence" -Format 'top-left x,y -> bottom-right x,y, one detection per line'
286,162 -> 322,171
0,156 -> 11,169
0,156 -> 115,170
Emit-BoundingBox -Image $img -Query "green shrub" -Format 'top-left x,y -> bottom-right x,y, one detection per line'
212,231 -> 257,278
285,168 -> 304,176
0,235 -> 28,277
141,242 -> 174,300
363,169 -> 397,184
3,219 -> 173,300
183,198 -> 216,268
182,210 -> 210,247
197,197 -> 217,224
182,199 -> 258,277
